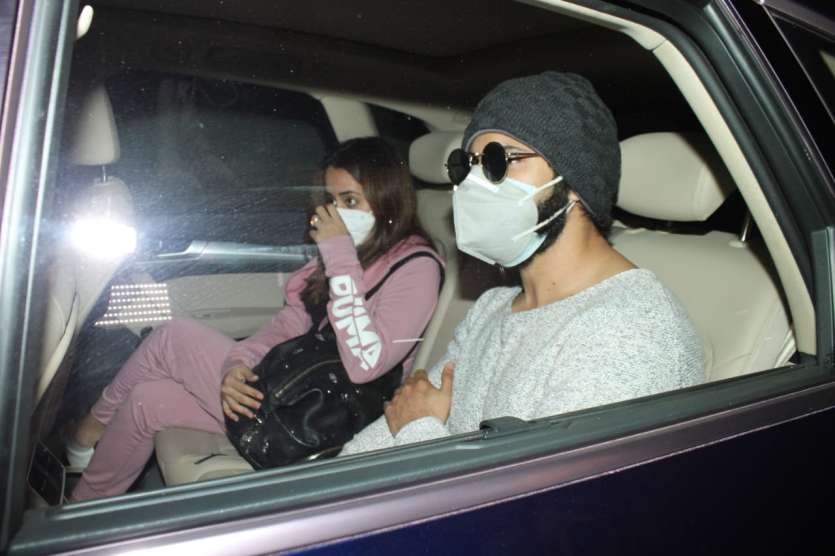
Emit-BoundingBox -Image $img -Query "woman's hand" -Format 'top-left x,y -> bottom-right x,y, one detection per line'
221,366 -> 263,421
384,363 -> 455,436
309,204 -> 349,243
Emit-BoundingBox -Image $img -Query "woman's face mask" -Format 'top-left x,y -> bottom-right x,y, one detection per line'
337,207 -> 376,246
452,166 -> 575,267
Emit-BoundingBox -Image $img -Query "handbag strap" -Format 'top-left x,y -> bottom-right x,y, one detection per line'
309,250 -> 445,332
365,251 -> 445,299
362,250 -> 444,362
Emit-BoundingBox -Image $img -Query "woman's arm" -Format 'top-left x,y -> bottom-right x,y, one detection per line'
220,260 -> 316,375
320,235 -> 442,383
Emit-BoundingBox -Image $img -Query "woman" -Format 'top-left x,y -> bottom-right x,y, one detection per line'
68,137 -> 443,501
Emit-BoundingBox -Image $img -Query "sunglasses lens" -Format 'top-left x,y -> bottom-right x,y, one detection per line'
446,149 -> 471,185
482,142 -> 508,183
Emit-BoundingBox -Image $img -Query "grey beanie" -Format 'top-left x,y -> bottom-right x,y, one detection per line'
463,71 -> 620,226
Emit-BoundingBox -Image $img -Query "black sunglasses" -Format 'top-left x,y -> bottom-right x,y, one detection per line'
445,141 -> 541,185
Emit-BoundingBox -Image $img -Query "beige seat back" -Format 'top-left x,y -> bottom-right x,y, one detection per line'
613,132 -> 794,380
36,259 -> 79,404
66,84 -> 136,329
33,85 -> 133,437
410,132 -> 506,371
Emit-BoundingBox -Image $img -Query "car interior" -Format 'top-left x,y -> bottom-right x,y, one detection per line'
25,0 -> 816,504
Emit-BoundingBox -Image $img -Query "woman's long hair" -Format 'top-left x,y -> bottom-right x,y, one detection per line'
301,137 -> 433,309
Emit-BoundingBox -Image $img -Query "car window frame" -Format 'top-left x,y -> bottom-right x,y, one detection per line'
0,0 -> 76,552
0,0 -> 17,110
768,12 -> 835,122
718,0 -> 835,225
4,0 -> 835,554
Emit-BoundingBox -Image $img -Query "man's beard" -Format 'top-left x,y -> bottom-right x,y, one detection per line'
516,185 -> 572,269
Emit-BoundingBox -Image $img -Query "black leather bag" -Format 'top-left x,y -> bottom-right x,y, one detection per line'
225,252 -> 441,469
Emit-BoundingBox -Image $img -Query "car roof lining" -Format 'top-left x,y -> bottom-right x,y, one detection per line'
88,0 -> 598,58
76,4 -> 687,116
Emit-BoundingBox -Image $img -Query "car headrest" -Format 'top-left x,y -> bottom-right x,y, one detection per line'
617,132 -> 735,222
68,85 -> 120,166
409,131 -> 464,184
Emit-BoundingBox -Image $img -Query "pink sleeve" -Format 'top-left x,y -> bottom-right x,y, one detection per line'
320,235 -> 441,384
220,261 -> 316,375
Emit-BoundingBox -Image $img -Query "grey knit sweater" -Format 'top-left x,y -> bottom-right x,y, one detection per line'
341,269 -> 705,455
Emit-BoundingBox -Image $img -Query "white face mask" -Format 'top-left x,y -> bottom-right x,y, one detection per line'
337,207 -> 376,246
452,166 -> 575,267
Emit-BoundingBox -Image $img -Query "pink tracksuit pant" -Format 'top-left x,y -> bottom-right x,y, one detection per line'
70,319 -> 232,501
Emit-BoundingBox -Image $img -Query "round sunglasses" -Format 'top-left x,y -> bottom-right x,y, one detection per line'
446,141 -> 542,185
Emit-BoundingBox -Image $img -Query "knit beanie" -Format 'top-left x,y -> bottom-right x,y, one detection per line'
463,71 -> 620,227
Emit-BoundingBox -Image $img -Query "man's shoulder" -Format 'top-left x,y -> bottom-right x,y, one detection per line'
578,269 -> 699,343
587,269 -> 681,317
471,286 -> 518,313
450,286 -> 518,332
576,269 -> 705,383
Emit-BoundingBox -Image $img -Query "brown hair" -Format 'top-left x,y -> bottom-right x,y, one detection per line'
301,137 -> 432,309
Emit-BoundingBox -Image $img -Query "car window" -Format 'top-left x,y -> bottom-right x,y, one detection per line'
102,72 -> 337,247
0,0 -> 15,107
771,12 -> 835,123
822,50 -> 835,78
369,103 -> 429,164
5,1 -> 833,554
45,0 -> 797,498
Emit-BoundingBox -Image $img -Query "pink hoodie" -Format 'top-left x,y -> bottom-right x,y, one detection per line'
221,234 -> 443,383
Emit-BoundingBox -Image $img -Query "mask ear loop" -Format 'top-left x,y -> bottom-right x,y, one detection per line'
515,175 -> 564,205
511,199 -> 577,241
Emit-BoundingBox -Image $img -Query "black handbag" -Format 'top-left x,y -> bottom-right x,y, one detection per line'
225,251 -> 442,469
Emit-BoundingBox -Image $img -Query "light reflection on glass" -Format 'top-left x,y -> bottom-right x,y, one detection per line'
70,218 -> 137,257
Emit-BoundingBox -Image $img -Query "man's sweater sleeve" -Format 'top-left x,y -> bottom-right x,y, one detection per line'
320,235 -> 441,384
339,351 -> 453,455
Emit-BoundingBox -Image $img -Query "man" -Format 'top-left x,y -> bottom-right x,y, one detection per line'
341,71 -> 704,455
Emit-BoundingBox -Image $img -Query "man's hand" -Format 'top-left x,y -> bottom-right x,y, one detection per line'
309,204 -> 349,243
221,366 -> 263,421
384,362 -> 455,436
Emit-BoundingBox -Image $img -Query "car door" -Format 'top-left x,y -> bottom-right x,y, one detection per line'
0,0 -> 22,551
0,0 -> 75,551
2,0 -> 834,555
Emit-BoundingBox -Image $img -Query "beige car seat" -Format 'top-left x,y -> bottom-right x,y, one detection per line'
612,132 -> 795,379
32,85 -> 135,439
66,84 -> 135,330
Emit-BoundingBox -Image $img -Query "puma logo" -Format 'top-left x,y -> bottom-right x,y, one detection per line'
330,275 -> 382,371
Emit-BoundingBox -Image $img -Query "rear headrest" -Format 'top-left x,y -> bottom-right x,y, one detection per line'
617,132 -> 734,222
68,85 -> 120,166
409,131 -> 464,184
